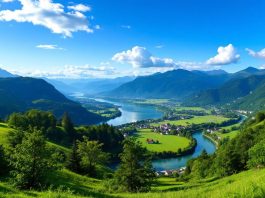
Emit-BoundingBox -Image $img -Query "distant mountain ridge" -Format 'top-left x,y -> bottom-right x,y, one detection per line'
103,69 -> 230,99
46,76 -> 135,95
0,68 -> 18,78
0,77 -> 102,125
186,74 -> 265,106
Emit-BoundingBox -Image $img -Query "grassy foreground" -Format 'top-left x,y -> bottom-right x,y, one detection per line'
136,129 -> 190,152
1,122 -> 265,197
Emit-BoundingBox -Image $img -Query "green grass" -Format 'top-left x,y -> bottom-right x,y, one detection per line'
175,106 -> 207,111
135,129 -> 190,152
215,123 -> 242,140
0,123 -> 11,146
217,130 -> 239,139
151,115 -> 229,127
132,99 -> 170,105
121,168 -> 265,198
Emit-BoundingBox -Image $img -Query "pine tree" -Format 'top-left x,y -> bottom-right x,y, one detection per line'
61,112 -> 76,141
114,137 -> 155,192
67,141 -> 81,173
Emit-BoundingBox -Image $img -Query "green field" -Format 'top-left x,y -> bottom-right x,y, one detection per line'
216,123 -> 242,139
130,99 -> 170,105
175,106 -> 208,111
216,130 -> 239,139
136,129 -> 190,152
151,115 -> 229,127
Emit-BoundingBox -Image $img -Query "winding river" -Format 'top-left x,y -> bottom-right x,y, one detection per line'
95,98 -> 216,171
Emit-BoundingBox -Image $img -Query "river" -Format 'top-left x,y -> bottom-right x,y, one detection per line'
94,98 -> 217,171
94,98 -> 164,126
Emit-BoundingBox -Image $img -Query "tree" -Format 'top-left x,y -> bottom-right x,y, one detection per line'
61,112 -> 76,141
256,112 -> 265,123
114,137 -> 155,192
248,139 -> 265,168
66,141 -> 81,173
0,145 -> 8,176
77,137 -> 109,176
9,130 -> 58,189
8,113 -> 28,130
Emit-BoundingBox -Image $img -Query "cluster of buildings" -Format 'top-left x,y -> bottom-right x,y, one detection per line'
155,167 -> 186,177
152,123 -> 186,135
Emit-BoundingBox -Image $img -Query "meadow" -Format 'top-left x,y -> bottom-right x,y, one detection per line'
135,129 -> 190,152
151,115 -> 229,127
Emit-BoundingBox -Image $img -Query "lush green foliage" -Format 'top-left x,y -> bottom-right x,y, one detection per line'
76,137 -> 109,177
8,130 -> 61,189
110,138 -> 155,192
185,112 -> 265,179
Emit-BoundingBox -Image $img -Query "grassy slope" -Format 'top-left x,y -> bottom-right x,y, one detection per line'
136,129 -> 190,152
152,115 -> 229,127
1,122 -> 265,197
122,168 -> 265,198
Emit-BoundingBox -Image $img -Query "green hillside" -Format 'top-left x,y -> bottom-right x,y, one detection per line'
0,77 -> 102,125
105,69 -> 229,99
187,74 -> 265,106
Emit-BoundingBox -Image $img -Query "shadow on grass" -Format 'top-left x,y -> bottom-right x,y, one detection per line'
46,170 -> 119,198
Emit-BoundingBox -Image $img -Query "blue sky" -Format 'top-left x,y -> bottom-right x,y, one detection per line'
0,0 -> 265,78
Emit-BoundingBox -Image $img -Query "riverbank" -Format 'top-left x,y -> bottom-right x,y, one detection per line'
202,132 -> 219,147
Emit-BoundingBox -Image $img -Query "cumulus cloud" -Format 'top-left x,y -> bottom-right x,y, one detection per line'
0,0 -> 94,37
246,48 -> 265,59
13,65 -> 118,79
112,46 -> 176,68
206,44 -> 240,65
68,4 -> 91,12
36,44 -> 64,50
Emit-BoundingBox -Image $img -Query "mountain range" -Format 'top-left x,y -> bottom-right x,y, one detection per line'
0,77 -> 102,125
103,69 -> 230,99
1,66 -> 265,120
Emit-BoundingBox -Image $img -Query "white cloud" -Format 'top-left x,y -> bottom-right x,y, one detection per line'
206,44 -> 240,65
112,46 -> 176,68
13,65 -> 118,79
0,0 -> 94,37
36,44 -> 64,50
68,4 -> 91,12
246,48 -> 265,59
1,0 -> 14,2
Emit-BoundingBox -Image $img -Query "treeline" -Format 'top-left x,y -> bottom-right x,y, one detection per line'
182,112 -> 265,180
0,109 -> 155,193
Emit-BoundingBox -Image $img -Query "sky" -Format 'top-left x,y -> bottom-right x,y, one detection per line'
0,0 -> 265,78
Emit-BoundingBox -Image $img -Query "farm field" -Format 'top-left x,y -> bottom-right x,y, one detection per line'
216,130 -> 239,139
151,115 -> 229,127
136,129 -> 190,152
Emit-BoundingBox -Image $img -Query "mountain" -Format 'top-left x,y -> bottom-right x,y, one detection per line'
0,68 -> 17,78
0,77 -> 102,125
186,74 -> 265,106
232,82 -> 265,111
231,66 -> 265,79
47,76 -> 135,95
104,69 -> 230,99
